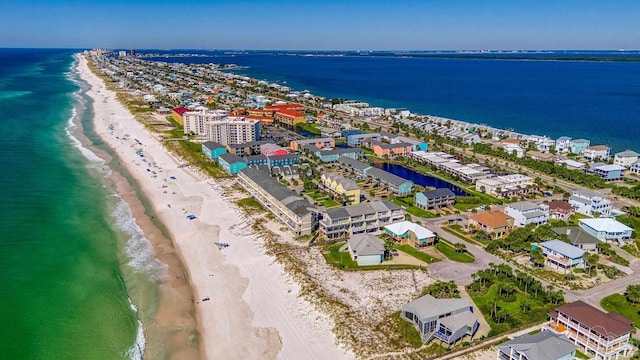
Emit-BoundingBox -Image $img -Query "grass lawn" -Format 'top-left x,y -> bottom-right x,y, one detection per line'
471,285 -> 555,336
323,244 -> 420,270
435,242 -> 474,263
601,294 -> 640,328
393,244 -> 440,264
441,225 -> 488,247
453,202 -> 481,211
322,199 -> 340,208
390,197 -> 437,219
575,351 -> 590,359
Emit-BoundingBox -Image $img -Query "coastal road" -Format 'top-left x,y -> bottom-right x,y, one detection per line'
421,216 -> 504,285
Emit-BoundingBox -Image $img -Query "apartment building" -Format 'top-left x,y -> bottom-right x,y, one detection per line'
319,200 -> 405,239
236,167 -> 316,236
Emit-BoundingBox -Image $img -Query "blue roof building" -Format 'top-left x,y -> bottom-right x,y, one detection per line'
218,153 -> 248,174
202,141 -> 227,159
538,239 -> 585,269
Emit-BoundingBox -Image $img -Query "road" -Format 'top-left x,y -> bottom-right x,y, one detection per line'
419,215 -> 504,285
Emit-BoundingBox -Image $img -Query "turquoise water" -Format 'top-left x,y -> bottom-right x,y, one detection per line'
0,49 -> 158,359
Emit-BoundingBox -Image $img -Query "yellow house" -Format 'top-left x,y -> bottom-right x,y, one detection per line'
321,172 -> 361,205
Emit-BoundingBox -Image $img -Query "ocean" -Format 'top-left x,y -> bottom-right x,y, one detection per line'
0,49 -> 160,359
143,50 -> 640,153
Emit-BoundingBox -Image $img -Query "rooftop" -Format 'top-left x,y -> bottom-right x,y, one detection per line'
615,150 -> 640,157
579,218 -> 633,233
421,188 -> 455,199
384,221 -> 435,240
498,331 -> 577,360
551,301 -> 633,338
470,210 -> 512,228
540,239 -> 585,259
348,234 -> 385,256
552,227 -> 600,245
403,294 -> 474,322
239,167 -> 314,217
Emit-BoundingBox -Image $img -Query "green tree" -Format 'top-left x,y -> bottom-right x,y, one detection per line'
531,247 -> 545,267
626,285 -> 640,304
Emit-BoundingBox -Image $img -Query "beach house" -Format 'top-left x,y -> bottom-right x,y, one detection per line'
586,163 -> 625,181
384,221 -> 436,248
217,153 -> 247,174
336,156 -> 372,178
631,160 -> 640,175
578,218 -> 633,243
311,148 -> 362,163
468,211 -> 514,239
569,139 -> 590,154
366,167 -> 414,196
344,233 -> 386,266
552,227 -> 599,252
555,136 -> 572,153
568,189 -> 612,217
504,201 -> 549,228
546,200 -> 574,221
319,200 -> 405,239
613,150 -> 639,168
497,331 -> 577,360
415,188 -> 456,210
583,145 -> 611,161
537,239 -> 585,269
236,167 -> 316,236
347,133 -> 381,147
201,141 -> 227,159
401,295 -> 479,345
543,301 -> 633,359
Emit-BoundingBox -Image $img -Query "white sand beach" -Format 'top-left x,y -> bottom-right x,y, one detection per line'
77,54 -> 353,360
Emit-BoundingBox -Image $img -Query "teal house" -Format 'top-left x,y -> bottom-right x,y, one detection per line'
570,139 -> 590,154
218,153 -> 248,174
314,148 -> 362,162
202,141 -> 227,159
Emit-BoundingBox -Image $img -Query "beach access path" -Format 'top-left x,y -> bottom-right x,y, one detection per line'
78,54 -> 353,360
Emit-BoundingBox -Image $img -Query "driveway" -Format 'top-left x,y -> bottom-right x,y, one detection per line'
422,218 -> 504,285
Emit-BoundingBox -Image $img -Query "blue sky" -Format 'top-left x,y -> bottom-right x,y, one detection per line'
1,0 -> 638,50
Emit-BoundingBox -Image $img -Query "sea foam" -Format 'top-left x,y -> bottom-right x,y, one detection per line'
124,301 -> 146,360
112,198 -> 167,281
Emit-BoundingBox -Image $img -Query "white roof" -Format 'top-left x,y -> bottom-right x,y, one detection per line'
384,221 -> 435,240
579,218 -> 633,233
593,164 -> 626,171
540,239 -> 585,259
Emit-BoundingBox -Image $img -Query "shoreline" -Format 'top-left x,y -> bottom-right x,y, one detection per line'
77,54 -> 353,359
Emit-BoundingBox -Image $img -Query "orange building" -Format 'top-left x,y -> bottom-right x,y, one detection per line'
274,109 -> 306,126
171,107 -> 190,125
468,210 -> 514,239
365,140 -> 413,158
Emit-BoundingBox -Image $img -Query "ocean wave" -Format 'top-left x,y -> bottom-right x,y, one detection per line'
112,198 -> 167,282
124,300 -> 146,360
64,106 -> 108,166
0,90 -> 32,101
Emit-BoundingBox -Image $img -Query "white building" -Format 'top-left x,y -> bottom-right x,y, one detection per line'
555,136 -> 572,153
631,160 -> 640,175
568,189 -> 612,217
579,218 -> 633,243
183,109 -> 260,146
613,150 -> 639,168
183,109 -> 228,135
475,174 -> 535,198
504,143 -> 525,158
504,201 -> 549,227
207,117 -> 260,146
582,145 -> 610,161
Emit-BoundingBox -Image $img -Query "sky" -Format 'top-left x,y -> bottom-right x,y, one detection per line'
0,0 -> 639,50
